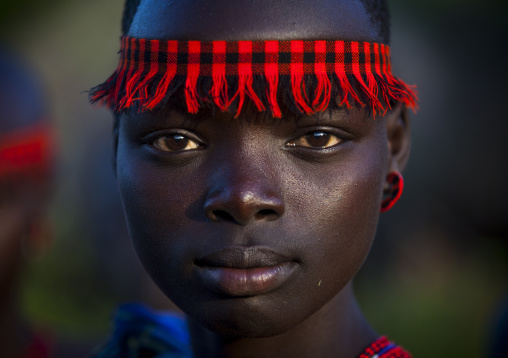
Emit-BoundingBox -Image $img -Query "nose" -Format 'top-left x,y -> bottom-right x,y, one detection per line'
204,161 -> 285,226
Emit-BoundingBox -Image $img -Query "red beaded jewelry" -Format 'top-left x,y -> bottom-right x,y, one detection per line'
380,172 -> 404,212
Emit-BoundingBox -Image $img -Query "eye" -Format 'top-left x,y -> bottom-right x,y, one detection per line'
152,134 -> 201,152
286,131 -> 341,149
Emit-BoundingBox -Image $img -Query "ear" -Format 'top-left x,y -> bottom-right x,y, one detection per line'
385,104 -> 411,173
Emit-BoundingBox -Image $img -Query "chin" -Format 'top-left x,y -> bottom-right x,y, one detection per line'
198,315 -> 295,338
187,296 -> 308,338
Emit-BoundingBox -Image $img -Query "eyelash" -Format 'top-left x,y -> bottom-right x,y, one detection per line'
144,131 -> 204,153
286,131 -> 342,149
152,134 -> 201,152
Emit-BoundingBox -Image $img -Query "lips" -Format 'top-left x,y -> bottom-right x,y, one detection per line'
195,247 -> 298,297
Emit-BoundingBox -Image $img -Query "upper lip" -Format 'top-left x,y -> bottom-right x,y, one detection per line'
195,247 -> 293,269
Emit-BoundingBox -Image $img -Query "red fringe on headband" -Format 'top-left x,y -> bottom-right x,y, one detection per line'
90,36 -> 418,118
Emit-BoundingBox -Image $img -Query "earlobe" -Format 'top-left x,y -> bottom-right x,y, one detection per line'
385,104 -> 411,173
380,104 -> 411,212
380,172 -> 404,212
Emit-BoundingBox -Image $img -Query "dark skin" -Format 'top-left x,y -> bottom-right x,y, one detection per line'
115,0 -> 411,357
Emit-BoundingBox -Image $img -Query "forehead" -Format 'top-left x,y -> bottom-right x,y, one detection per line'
129,0 -> 379,42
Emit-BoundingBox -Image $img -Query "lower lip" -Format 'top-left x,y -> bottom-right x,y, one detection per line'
197,263 -> 297,297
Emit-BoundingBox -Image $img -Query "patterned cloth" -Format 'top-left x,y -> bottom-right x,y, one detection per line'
90,37 -> 418,118
359,336 -> 412,358
95,304 -> 411,358
94,304 -> 192,358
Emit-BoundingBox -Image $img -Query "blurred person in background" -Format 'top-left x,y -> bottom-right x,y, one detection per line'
0,47 -> 90,358
0,46 -> 54,358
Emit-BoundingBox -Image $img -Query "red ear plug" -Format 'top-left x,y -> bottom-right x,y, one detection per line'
380,172 -> 404,213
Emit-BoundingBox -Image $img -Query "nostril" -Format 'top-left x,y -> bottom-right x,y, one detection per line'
258,209 -> 275,216
212,210 -> 236,222
255,209 -> 279,221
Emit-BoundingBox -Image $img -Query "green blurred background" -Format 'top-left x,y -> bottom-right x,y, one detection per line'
1,0 -> 507,356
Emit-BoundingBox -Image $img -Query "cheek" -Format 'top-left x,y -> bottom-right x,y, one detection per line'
285,139 -> 387,294
115,140 -> 197,285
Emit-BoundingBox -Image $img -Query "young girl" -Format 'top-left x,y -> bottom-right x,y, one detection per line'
90,0 -> 417,356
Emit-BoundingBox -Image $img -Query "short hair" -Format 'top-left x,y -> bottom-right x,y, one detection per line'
121,0 -> 390,44
121,0 -> 141,38
362,0 -> 390,44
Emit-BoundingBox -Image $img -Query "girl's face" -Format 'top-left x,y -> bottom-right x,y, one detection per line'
116,105 -> 390,336
115,0 -> 403,338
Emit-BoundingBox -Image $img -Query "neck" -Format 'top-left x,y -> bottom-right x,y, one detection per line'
188,283 -> 377,358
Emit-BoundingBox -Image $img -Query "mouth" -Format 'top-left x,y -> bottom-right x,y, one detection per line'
195,247 -> 298,297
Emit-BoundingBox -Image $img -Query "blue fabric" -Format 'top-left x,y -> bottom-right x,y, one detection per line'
94,303 -> 193,358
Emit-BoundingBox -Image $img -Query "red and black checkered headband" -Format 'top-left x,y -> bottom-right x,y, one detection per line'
90,36 -> 418,118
